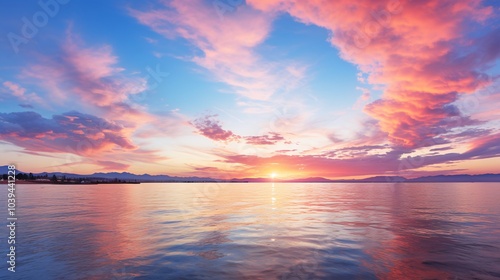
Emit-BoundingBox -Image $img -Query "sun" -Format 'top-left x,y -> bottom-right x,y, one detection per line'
270,172 -> 277,179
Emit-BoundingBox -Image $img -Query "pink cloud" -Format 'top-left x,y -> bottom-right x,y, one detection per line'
22,29 -> 149,119
2,81 -> 43,105
353,87 -> 371,109
130,0 -> 303,100
248,0 -> 498,147
219,152 -> 401,178
2,28 -> 189,172
104,149 -> 169,164
214,132 -> 500,179
48,158 -> 133,172
245,132 -> 285,145
0,110 -> 174,172
0,111 -> 136,156
60,30 -> 147,107
3,81 -> 25,97
191,114 -> 288,145
63,38 -> 122,81
464,132 -> 500,160
191,114 -> 240,142
96,160 -> 131,171
18,28 -> 189,140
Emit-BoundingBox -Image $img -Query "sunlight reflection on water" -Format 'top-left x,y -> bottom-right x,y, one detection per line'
1,182 -> 500,279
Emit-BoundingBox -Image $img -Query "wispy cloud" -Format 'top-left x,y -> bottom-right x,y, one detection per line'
22,28 -> 151,124
96,160 -> 131,170
2,81 -> 43,105
18,26 -> 190,137
130,0 -> 305,100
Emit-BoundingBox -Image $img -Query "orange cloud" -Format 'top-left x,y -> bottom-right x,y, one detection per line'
213,131 -> 500,179
248,0 -> 498,147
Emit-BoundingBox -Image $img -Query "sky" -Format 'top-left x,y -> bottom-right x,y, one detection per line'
0,0 -> 499,179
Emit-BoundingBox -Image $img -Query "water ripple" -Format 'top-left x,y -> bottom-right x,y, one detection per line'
1,182 -> 499,279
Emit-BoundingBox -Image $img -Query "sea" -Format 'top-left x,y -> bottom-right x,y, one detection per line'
1,182 -> 500,279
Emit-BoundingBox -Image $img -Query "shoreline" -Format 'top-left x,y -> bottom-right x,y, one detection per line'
2,180 -> 500,185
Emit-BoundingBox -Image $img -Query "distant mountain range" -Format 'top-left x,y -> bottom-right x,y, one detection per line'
0,166 -> 21,175
230,174 -> 500,183
2,165 -> 500,182
0,166 -> 216,182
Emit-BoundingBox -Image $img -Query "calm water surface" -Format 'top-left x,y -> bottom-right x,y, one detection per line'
1,182 -> 500,279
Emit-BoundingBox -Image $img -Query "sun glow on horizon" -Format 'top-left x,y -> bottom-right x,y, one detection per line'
270,172 -> 277,179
